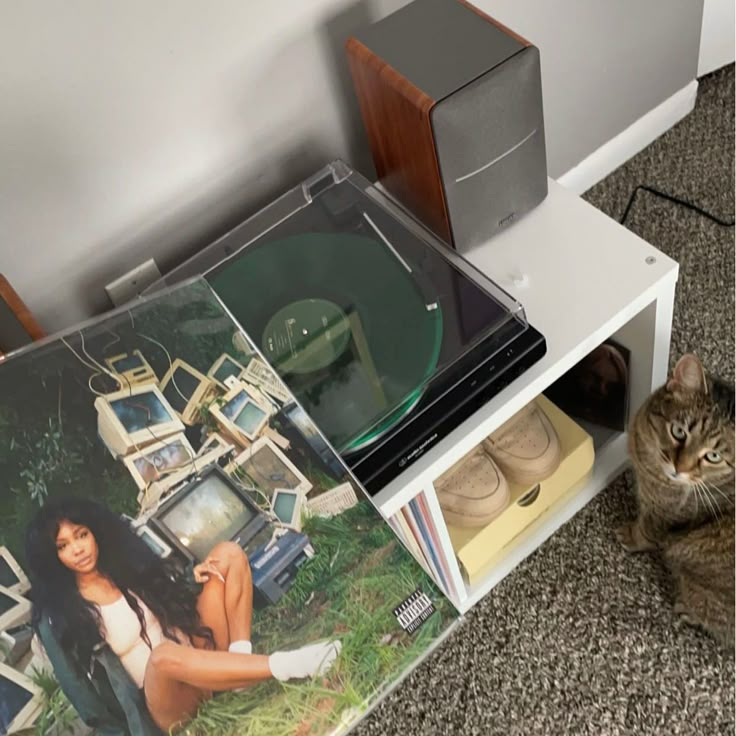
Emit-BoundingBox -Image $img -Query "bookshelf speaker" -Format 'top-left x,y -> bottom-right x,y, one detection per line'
346,0 -> 548,252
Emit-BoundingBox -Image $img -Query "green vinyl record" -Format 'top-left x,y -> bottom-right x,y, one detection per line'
209,232 -> 443,453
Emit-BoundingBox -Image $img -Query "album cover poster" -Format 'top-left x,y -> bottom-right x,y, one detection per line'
0,278 -> 457,736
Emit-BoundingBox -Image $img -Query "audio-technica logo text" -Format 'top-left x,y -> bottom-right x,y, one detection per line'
398,433 -> 439,467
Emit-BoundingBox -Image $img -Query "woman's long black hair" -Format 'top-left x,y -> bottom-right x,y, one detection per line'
25,497 -> 213,673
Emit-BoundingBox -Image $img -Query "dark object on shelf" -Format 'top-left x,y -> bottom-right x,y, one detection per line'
345,0 -> 547,252
545,340 -> 630,432
0,275 -> 45,357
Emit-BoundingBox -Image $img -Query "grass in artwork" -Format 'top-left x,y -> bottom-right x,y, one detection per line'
182,504 -> 452,736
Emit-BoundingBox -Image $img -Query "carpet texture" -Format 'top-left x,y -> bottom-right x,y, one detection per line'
354,65 -> 735,736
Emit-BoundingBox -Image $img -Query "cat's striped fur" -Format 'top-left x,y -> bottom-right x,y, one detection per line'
617,354 -> 735,648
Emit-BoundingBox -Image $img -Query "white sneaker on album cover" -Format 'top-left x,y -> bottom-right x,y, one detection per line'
268,639 -> 342,681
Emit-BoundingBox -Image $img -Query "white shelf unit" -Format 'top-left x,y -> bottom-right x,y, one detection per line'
375,179 -> 679,613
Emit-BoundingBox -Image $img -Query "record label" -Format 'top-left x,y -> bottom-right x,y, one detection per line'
263,299 -> 351,374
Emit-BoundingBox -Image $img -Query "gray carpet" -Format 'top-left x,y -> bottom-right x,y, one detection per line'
354,65 -> 735,736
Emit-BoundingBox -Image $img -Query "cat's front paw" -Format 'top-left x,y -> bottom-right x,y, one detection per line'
674,602 -> 698,630
615,522 -> 654,553
615,523 -> 637,551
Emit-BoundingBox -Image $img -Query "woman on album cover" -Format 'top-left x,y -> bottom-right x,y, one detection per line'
25,497 -> 341,733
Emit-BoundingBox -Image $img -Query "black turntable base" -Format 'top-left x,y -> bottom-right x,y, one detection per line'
170,161 -> 546,494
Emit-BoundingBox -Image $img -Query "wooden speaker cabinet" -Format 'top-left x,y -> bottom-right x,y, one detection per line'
346,0 -> 548,252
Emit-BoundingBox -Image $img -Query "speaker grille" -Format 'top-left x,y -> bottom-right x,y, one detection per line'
431,46 -> 548,250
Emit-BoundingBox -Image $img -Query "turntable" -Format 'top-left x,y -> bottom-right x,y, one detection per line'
152,161 -> 547,494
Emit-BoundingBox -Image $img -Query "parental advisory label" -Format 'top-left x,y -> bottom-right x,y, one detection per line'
393,589 -> 436,634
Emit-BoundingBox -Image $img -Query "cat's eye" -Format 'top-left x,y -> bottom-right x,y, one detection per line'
670,423 -> 687,441
704,450 -> 722,463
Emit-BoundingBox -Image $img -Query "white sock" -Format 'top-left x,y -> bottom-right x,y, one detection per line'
228,639 -> 252,655
268,640 -> 342,682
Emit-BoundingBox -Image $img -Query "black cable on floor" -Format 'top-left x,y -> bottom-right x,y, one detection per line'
619,185 -> 736,227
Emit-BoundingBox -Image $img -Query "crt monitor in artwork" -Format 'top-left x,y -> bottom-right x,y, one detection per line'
151,467 -> 266,563
0,662 -> 42,734
0,586 -> 31,632
272,489 -> 304,531
109,353 -> 143,372
228,437 -> 313,498
208,353 -> 246,388
162,367 -> 202,413
123,434 -> 196,490
95,384 -> 184,457
112,389 -> 174,433
220,391 -> 269,440
159,359 -> 214,425
105,350 -> 157,386
136,525 -> 174,559
0,547 -> 30,596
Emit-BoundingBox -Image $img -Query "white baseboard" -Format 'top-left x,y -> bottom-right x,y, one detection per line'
556,80 -> 698,195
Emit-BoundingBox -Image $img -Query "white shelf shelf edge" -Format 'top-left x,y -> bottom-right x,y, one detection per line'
460,433 -> 629,612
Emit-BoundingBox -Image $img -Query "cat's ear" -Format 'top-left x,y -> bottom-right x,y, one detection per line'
667,353 -> 708,394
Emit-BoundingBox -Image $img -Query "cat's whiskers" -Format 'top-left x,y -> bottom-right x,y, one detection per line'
698,480 -> 720,519
702,481 -> 731,518
688,482 -> 702,516
702,479 -> 735,507
691,481 -> 713,519
694,480 -> 721,520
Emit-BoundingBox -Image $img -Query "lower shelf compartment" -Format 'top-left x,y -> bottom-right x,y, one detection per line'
445,396 -> 596,586
463,431 -> 629,610
386,422 -> 630,612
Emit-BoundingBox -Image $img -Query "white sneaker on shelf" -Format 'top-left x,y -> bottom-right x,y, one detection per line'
483,400 -> 561,486
435,445 -> 510,528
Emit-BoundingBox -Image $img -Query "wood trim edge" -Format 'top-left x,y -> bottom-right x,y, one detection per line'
0,275 -> 46,342
345,36 -> 453,243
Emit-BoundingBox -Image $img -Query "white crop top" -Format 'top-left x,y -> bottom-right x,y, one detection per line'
98,595 -> 167,689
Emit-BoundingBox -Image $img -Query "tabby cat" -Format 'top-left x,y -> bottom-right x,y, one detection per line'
617,353 -> 735,648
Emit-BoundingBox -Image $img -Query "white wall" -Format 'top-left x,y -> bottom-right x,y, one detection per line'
483,0 -> 703,180
698,0 -> 735,76
0,0 -> 703,332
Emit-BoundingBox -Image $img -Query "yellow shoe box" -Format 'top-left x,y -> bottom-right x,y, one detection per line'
445,395 -> 595,585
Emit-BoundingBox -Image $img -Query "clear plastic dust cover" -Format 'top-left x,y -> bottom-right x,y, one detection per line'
149,160 -> 531,461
